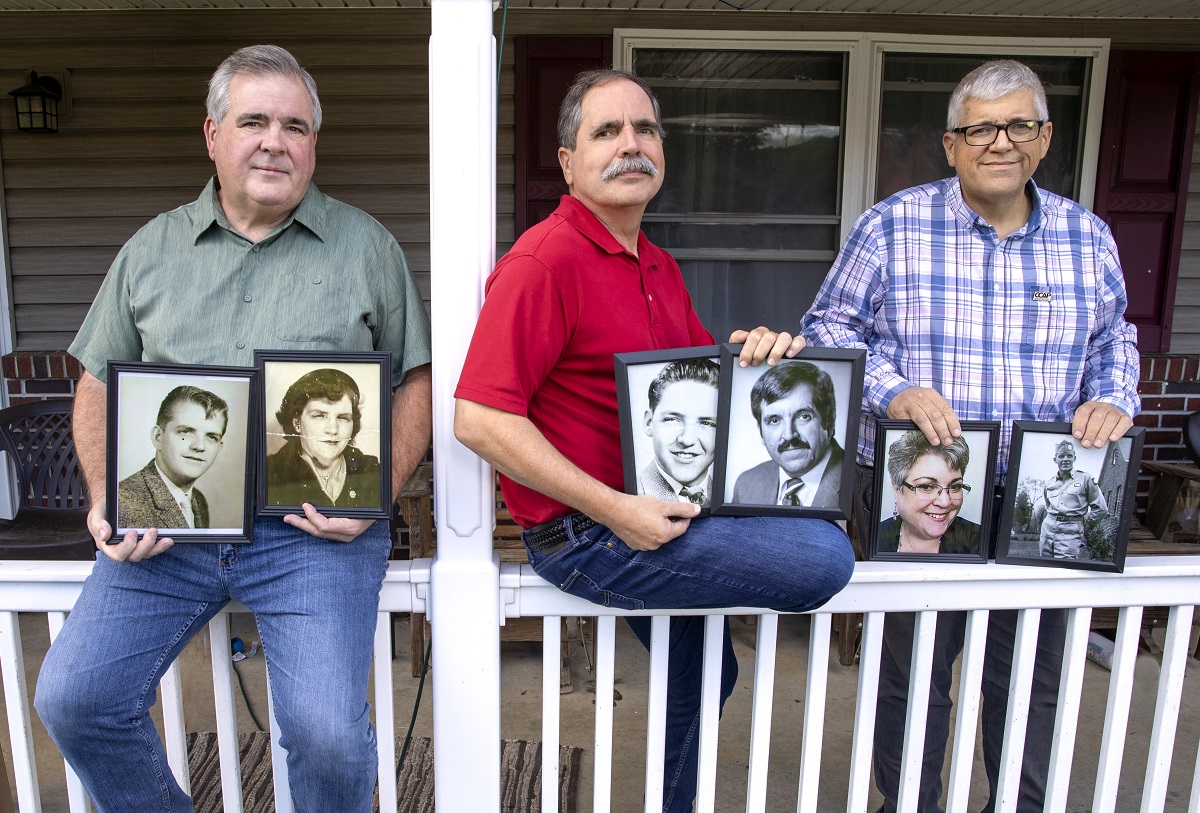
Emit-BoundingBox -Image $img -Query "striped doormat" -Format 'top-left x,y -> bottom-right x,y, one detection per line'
186,732 -> 583,813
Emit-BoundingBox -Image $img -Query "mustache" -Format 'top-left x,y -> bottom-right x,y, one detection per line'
776,437 -> 811,455
601,155 -> 658,181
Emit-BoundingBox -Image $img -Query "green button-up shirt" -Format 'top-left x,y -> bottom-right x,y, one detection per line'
70,178 -> 431,386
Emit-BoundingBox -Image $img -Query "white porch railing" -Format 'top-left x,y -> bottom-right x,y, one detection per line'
0,558 -> 427,813
3,555 -> 1200,812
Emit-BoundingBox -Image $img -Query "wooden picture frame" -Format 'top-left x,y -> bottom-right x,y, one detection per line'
996,421 -> 1144,573
255,351 -> 392,520
867,420 -> 1000,563
711,345 -> 865,520
615,346 -> 721,514
107,361 -> 256,543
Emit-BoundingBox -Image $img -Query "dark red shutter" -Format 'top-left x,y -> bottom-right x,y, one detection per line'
1093,51 -> 1200,353
514,36 -> 611,236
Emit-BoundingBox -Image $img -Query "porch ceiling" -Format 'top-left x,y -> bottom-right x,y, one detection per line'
1,0 -> 1198,18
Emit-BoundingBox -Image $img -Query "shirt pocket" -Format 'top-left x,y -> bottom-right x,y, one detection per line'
273,271 -> 350,343
1018,282 -> 1082,354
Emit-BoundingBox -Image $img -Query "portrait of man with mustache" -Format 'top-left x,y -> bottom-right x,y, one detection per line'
732,360 -> 844,508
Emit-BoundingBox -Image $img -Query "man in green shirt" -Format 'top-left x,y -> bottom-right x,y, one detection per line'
35,45 -> 432,813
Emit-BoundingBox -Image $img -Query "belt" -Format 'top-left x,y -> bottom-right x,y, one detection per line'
1048,512 -> 1083,521
523,513 -> 597,553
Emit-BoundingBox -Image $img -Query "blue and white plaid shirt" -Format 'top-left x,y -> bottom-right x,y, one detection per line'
802,177 -> 1140,480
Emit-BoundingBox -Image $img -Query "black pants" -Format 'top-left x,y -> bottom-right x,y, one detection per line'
853,465 -> 1067,813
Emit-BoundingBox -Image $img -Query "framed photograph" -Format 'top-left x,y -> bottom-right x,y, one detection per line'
711,345 -> 865,520
615,346 -> 721,513
255,351 -> 392,520
867,420 -> 1000,563
107,361 -> 256,543
996,421 -> 1145,573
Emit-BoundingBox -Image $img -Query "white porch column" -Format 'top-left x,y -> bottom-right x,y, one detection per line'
428,2 -> 501,813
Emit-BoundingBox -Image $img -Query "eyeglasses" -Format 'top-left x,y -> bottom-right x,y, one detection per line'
900,481 -> 971,498
950,120 -> 1044,147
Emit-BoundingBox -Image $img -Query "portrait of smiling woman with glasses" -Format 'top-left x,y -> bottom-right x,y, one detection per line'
875,429 -> 984,557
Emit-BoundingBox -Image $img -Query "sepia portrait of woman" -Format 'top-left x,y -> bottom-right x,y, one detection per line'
266,368 -> 381,509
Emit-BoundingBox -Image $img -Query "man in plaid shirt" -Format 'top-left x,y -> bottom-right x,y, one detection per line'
801,59 -> 1139,813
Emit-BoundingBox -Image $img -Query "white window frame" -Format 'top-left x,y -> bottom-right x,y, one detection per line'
614,30 -> 1110,246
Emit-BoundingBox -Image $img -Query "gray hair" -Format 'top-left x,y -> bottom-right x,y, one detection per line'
206,45 -> 323,132
557,68 -> 666,150
887,431 -> 970,490
946,59 -> 1048,132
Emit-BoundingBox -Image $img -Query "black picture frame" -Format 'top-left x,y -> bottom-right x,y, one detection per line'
867,420 -> 1000,563
614,345 -> 721,514
255,350 -> 393,520
107,361 -> 257,543
996,421 -> 1144,573
710,345 -> 865,520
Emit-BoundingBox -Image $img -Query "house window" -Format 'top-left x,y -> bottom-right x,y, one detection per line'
876,53 -> 1093,202
631,47 -> 847,341
615,32 -> 1109,340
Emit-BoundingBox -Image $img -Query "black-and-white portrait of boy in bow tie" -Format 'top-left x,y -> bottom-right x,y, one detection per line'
633,358 -> 720,507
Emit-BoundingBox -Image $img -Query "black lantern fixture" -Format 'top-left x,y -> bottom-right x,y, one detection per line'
8,72 -> 63,133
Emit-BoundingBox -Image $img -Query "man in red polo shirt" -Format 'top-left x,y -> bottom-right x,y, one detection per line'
454,68 -> 854,813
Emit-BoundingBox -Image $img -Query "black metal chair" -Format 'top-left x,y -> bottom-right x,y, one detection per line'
1186,411 -> 1200,468
0,399 -> 94,560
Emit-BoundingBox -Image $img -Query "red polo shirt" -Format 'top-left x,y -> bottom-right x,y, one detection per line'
455,196 -> 713,528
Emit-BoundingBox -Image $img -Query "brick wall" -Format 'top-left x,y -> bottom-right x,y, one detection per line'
2,351 -> 80,404
1135,353 -> 1200,513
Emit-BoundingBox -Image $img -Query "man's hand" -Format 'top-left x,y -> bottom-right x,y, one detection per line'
1072,401 -> 1133,448
284,503 -> 374,542
887,386 -> 961,446
89,503 -> 174,562
729,326 -> 805,367
599,493 -> 699,551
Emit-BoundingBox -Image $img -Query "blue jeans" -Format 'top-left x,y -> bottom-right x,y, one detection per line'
35,518 -> 392,813
523,514 -> 854,813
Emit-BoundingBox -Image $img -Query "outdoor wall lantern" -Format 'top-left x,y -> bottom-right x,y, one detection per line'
8,72 -> 63,133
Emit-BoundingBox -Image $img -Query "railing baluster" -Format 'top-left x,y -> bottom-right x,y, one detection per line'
1140,604 -> 1194,813
746,613 -> 779,813
694,614 -> 726,813
0,610 -> 41,813
542,615 -> 562,813
264,666 -> 294,813
797,612 -> 832,813
159,658 -> 190,794
1093,605 -> 1144,813
207,613 -> 244,813
996,608 -> 1042,813
593,615 -> 617,813
46,611 -> 93,813
847,611 -> 883,813
946,608 -> 988,813
644,615 -> 670,813
1044,606 -> 1093,813
374,610 -> 399,813
897,610 -> 938,812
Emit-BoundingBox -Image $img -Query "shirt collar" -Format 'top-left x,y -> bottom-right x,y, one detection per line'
155,460 -> 192,504
654,462 -> 711,501
556,195 -> 654,261
191,177 -> 329,244
945,176 -> 1045,238
776,443 -> 833,504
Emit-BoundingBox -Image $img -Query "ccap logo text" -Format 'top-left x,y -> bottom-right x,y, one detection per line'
1031,291 -> 1052,301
